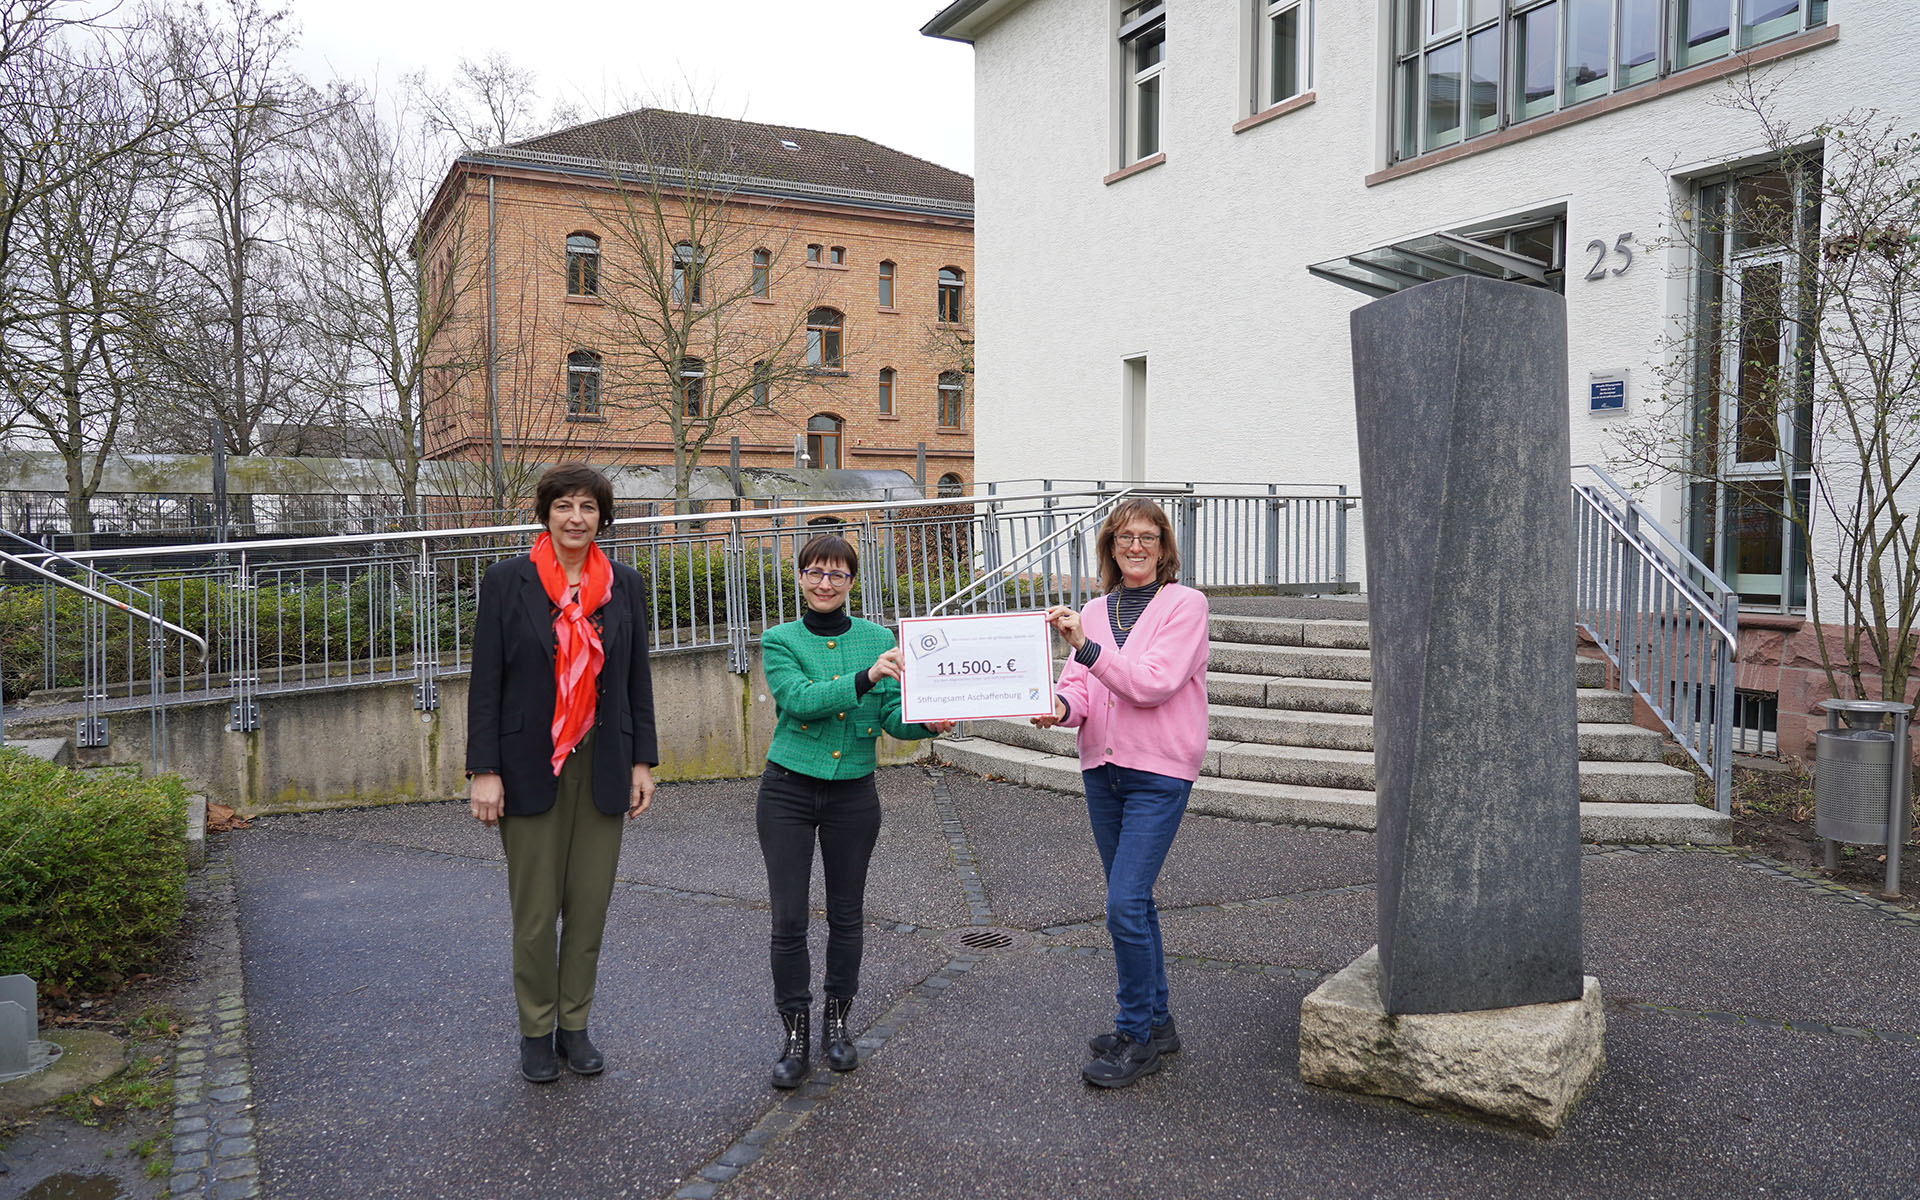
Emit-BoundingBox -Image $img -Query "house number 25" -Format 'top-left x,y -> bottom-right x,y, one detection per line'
1584,233 -> 1635,280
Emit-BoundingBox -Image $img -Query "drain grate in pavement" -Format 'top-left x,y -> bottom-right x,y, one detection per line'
939,926 -> 1031,954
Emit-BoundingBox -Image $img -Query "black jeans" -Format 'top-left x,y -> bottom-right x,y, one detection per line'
756,762 -> 882,1013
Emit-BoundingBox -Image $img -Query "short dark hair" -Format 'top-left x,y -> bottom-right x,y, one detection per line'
534,463 -> 614,531
797,532 -> 857,576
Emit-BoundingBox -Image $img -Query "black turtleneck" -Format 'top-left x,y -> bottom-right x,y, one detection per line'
802,605 -> 852,636
803,605 -> 876,697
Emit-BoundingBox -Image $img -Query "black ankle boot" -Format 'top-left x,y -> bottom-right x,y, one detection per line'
556,1027 -> 605,1075
770,1009 -> 810,1089
520,1033 -> 560,1084
822,996 -> 858,1072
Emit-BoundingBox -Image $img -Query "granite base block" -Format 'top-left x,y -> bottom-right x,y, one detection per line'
1298,947 -> 1605,1135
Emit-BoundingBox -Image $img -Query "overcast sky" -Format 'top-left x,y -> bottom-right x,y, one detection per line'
285,0 -> 978,174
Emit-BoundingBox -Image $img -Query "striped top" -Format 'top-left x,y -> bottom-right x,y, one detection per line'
1074,582 -> 1162,666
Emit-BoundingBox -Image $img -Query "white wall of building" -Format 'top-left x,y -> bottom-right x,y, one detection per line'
967,0 -> 1918,591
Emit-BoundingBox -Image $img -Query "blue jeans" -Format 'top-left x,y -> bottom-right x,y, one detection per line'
1083,764 -> 1192,1042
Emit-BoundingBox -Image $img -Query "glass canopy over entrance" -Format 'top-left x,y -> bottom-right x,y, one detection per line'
1308,223 -> 1563,299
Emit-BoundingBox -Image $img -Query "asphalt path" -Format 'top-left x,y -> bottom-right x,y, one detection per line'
229,766 -> 1920,1200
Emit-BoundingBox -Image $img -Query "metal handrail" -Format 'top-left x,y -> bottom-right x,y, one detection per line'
1576,464 -> 1724,585
1579,496 -> 1738,647
929,488 -> 1137,616
0,549 -> 208,655
1572,467 -> 1739,814
4,480 -> 1361,766
0,546 -> 207,773
39,486 -> 1115,564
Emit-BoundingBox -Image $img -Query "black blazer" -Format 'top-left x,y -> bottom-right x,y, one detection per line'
466,554 -> 659,817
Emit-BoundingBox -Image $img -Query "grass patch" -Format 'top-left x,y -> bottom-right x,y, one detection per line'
55,1053 -> 173,1128
1661,746 -> 1816,820
0,748 -> 189,994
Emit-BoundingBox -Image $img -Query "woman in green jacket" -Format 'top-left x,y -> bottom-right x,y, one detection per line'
758,532 -> 954,1088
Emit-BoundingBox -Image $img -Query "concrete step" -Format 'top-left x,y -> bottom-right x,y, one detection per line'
1215,741 -> 1376,790
929,739 -> 1729,845
1576,760 -> 1698,806
1206,673 -> 1634,724
1211,704 -> 1375,752
1209,642 -> 1374,681
1207,673 -> 1376,714
1208,643 -> 1609,690
1203,704 -> 1660,761
7,736 -> 74,766
963,723 -> 1689,804
1207,615 -> 1371,650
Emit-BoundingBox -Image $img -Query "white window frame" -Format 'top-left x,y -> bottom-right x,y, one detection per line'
1119,1 -> 1166,166
1253,0 -> 1313,116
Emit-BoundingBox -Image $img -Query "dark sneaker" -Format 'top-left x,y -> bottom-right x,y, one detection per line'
1088,1017 -> 1180,1058
1081,1032 -> 1162,1088
520,1033 -> 560,1084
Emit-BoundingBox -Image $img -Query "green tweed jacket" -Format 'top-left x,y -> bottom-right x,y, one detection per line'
761,617 -> 939,780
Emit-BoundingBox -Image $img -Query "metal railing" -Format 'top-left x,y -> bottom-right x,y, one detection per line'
1,482 -> 1362,748
0,537 -> 208,773
1573,465 -> 1739,814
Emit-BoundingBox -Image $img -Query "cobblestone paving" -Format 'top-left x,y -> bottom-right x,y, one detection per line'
208,766 -> 1920,1200
168,843 -> 263,1200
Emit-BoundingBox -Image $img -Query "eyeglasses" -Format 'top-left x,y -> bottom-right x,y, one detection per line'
800,567 -> 853,586
1114,533 -> 1161,547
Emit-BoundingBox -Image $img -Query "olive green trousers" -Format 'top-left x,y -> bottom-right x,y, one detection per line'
499,731 -> 625,1037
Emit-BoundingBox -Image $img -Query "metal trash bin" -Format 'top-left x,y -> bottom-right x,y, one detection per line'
1816,728 -> 1897,843
1813,699 -> 1913,896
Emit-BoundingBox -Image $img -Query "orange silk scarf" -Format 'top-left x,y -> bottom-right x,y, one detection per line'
531,531 -> 612,776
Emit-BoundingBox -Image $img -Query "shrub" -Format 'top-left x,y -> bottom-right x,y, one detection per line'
0,750 -> 189,992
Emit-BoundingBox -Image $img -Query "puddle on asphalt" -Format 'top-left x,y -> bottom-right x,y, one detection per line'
18,1173 -> 132,1200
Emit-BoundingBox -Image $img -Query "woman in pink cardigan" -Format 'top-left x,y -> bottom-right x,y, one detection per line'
1035,498 -> 1210,1089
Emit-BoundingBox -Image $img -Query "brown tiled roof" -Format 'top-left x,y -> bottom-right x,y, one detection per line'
475,108 -> 972,215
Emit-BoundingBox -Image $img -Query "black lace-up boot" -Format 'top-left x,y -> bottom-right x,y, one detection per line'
770,1009 -> 811,1089
822,996 -> 859,1072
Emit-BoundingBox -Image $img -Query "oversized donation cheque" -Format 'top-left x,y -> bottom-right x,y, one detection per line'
897,611 -> 1057,724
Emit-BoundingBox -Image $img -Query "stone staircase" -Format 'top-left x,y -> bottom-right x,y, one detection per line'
931,612 -> 1730,845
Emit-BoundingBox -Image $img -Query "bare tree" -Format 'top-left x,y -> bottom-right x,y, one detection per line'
1616,80 -> 1920,706
293,80 -> 487,516
408,51 -> 581,154
0,9 -> 188,542
160,0 -> 333,460
575,107 -> 831,510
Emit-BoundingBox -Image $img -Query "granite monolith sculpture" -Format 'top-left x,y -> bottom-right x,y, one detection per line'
1298,274 -> 1604,1134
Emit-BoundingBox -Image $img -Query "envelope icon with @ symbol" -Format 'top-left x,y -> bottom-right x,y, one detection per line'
908,627 -> 950,658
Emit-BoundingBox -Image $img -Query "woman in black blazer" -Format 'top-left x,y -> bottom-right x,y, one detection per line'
466,463 -> 658,1084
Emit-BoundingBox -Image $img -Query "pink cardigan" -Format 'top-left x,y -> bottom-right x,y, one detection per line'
1053,583 -> 1211,782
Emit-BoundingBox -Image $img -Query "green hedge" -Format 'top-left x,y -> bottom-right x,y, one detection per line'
0,750 -> 189,992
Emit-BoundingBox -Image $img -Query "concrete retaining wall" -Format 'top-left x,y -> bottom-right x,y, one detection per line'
5,644 -> 926,812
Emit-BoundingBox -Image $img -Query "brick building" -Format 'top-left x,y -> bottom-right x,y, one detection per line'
419,109 -> 975,496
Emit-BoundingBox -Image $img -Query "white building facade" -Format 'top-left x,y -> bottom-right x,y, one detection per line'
927,0 -> 1920,755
